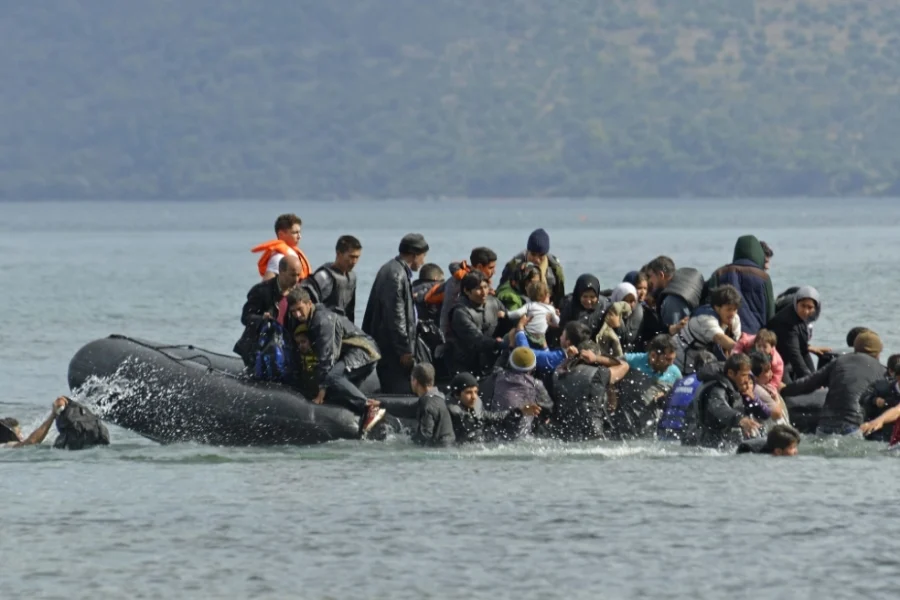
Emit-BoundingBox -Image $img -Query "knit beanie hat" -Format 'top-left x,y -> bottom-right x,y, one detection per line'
398,233 -> 430,255
450,372 -> 480,395
509,346 -> 537,372
854,331 -> 883,357
526,228 -> 550,255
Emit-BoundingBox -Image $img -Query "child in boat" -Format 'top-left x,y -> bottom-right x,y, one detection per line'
595,301 -> 632,358
734,328 -> 784,388
291,324 -> 319,398
506,280 -> 559,348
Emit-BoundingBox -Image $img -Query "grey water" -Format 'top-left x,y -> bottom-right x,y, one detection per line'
2,198 -> 900,599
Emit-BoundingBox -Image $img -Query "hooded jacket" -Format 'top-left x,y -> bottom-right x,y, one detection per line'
782,351 -> 884,430
682,368 -> 746,448
707,235 -> 775,335
766,286 -> 821,381
558,274 -> 609,336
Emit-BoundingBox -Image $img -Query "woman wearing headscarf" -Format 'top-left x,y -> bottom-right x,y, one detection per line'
610,282 -> 644,353
558,274 -> 610,338
766,285 -> 829,383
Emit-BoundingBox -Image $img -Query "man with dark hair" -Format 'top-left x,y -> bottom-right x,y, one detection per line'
435,246 -> 499,336
289,288 -> 385,435
682,353 -> 762,448
846,326 -> 871,348
499,229 -> 566,306
234,254 -> 303,367
673,284 -> 743,374
624,334 -> 683,385
446,271 -> 504,377
639,257 -> 705,344
408,363 -> 455,447
1,397 -> 69,448
446,372 -> 542,443
411,263 -> 447,360
737,423 -> 800,455
252,213 -> 312,281
707,235 -> 775,335
302,235 -> 362,322
363,233 -> 429,393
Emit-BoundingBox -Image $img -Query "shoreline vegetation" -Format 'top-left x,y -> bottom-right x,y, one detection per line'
4,1 -> 900,200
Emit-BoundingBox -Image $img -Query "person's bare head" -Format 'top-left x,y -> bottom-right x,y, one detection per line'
278,254 -> 302,289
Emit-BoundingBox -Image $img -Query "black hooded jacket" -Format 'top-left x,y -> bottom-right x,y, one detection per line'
558,274 -> 609,337
767,306 -> 815,381
682,368 -> 745,448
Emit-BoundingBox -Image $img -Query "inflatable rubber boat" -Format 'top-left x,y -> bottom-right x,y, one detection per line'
67,335 -> 417,446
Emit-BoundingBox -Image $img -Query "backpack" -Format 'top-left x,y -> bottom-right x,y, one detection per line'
54,399 -> 111,450
254,320 -> 293,382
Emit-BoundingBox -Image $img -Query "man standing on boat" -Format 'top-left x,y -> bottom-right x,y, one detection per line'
288,288 -> 387,435
302,235 -> 362,322
251,213 -> 312,282
362,233 -> 429,394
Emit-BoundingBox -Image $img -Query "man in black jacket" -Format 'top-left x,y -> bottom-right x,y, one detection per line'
301,235 -> 362,322
362,233 -> 429,393
289,289 -> 386,435
233,254 -> 303,366
409,363 -> 455,447
782,331 -> 885,436
447,372 -> 541,443
682,353 -> 762,448
447,270 -> 504,377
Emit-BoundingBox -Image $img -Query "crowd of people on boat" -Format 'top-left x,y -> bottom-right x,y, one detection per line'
222,213 -> 900,456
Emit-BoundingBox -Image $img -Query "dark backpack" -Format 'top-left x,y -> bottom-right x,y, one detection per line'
54,399 -> 111,450
254,320 -> 292,382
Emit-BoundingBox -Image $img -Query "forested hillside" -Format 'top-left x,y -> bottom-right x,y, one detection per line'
3,0 -> 900,199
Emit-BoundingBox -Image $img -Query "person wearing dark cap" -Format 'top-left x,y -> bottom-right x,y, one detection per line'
782,330 -> 886,436
362,233 -> 429,393
446,372 -> 542,443
498,228 -> 566,306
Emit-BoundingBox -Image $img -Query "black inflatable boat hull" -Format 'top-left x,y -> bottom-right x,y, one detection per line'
784,389 -> 827,434
67,335 -> 416,446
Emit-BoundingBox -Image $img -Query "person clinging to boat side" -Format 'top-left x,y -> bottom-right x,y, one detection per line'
1,397 -> 68,448
252,213 -> 312,282
289,288 -> 386,435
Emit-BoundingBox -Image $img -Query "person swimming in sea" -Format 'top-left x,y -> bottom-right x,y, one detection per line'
1,397 -> 68,448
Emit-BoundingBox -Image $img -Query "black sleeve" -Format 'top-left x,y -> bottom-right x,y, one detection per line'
240,284 -> 268,328
781,326 -> 814,379
383,272 -> 412,356
310,312 -> 339,384
451,307 -> 500,353
704,386 -> 743,429
781,359 -> 834,398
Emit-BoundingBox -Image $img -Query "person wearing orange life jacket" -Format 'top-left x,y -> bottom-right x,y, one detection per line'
251,213 -> 312,281
432,247 -> 498,337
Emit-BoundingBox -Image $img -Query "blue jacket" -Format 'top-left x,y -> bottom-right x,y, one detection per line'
708,236 -> 775,335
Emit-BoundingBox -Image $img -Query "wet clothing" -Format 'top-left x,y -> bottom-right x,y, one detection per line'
682,370 -> 747,448
412,390 -> 455,447
624,353 -> 682,385
362,256 -> 417,393
302,263 -> 357,322
616,302 -> 644,353
448,397 -> 530,443
658,373 -> 703,441
446,297 -> 503,377
736,438 -> 772,454
558,275 -> 609,336
861,379 -> 900,442
306,305 -> 381,413
500,251 -> 566,307
782,352 -> 885,433
707,235 -> 775,335
658,268 -> 705,326
550,361 -> 611,441
767,307 -> 815,382
234,277 -> 289,366
483,369 -> 554,439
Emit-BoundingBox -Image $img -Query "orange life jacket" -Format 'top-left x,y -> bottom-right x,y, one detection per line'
251,239 -> 311,280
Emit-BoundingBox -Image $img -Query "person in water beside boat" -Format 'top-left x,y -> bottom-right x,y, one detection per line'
859,353 -> 900,442
301,235 -> 362,323
446,372 -> 542,444
1,396 -> 69,448
252,213 -> 311,282
234,254 -> 304,367
289,288 -> 387,435
781,330 -> 885,436
736,423 -> 801,456
362,233 -> 430,394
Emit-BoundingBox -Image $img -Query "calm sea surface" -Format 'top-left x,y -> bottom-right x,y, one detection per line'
2,198 -> 899,599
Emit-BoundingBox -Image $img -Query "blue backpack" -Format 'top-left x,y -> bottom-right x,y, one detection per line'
254,320 -> 292,382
